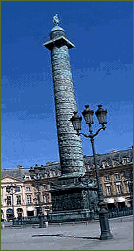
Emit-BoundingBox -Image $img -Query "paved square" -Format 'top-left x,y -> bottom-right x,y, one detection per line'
1,216 -> 133,250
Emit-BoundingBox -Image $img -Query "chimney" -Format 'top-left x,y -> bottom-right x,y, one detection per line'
17,165 -> 23,169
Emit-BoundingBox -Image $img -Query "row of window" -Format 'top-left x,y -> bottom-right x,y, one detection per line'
6,195 -> 31,206
105,173 -> 120,181
4,194 -> 50,206
101,158 -> 132,168
105,183 -> 130,196
5,185 -> 49,193
106,184 -> 122,195
6,186 -> 21,193
86,158 -> 132,170
23,171 -> 61,180
5,186 -> 31,193
105,171 -> 132,181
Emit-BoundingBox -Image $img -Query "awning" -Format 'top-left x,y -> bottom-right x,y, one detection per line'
27,207 -> 34,211
116,197 -> 125,202
105,198 -> 115,203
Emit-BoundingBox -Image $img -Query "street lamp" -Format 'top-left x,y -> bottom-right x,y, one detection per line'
29,164 -> 45,228
70,104 -> 113,240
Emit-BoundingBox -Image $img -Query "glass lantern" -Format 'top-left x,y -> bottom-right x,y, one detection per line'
95,105 -> 107,125
70,111 -> 82,132
82,105 -> 94,125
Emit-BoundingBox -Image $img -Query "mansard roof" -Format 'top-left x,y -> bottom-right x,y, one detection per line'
1,168 -> 30,180
1,163 -> 61,180
83,148 -> 133,167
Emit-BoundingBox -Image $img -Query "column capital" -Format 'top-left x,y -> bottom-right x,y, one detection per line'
43,36 -> 75,50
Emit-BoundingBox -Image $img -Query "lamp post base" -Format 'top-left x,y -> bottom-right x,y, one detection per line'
99,207 -> 113,240
100,231 -> 113,240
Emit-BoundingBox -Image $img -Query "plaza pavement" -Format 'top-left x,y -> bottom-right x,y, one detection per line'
1,216 -> 133,250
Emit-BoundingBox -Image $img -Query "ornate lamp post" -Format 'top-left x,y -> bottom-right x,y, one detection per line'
70,104 -> 113,240
29,164 -> 45,228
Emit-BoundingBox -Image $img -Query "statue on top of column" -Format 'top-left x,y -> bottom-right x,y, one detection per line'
53,14 -> 59,26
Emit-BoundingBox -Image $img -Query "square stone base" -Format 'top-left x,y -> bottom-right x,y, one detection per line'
49,176 -> 97,223
49,209 -> 91,223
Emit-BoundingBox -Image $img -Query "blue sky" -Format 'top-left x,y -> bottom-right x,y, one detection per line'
1,1 -> 133,169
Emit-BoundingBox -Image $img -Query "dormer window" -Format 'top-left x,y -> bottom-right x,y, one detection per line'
102,162 -> 106,169
122,158 -> 128,165
112,161 -> 118,167
106,162 -> 109,167
25,176 -> 30,180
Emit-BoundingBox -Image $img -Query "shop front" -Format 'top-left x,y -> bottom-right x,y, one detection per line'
27,207 -> 34,217
116,197 -> 126,208
6,208 -> 14,221
105,198 -> 115,209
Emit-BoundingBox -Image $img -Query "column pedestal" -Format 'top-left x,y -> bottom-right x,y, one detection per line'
49,176 -> 97,222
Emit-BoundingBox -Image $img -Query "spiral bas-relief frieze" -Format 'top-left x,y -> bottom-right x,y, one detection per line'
59,144 -> 83,157
51,40 -> 84,176
54,90 -> 76,102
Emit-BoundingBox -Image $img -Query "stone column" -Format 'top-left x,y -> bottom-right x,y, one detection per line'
43,16 -> 96,223
43,18 -> 85,177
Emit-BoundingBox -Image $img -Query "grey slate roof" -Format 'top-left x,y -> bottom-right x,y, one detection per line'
1,168 -> 30,180
83,148 -> 133,168
1,163 -> 61,180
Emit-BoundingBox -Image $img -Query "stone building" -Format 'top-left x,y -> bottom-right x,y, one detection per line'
1,164 -> 61,221
84,148 -> 133,209
1,175 -> 35,220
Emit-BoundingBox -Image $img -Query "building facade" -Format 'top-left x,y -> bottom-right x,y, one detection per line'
1,164 -> 61,221
84,148 -> 133,209
1,175 -> 34,220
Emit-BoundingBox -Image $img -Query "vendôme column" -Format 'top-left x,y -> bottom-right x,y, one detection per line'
43,15 -> 85,177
